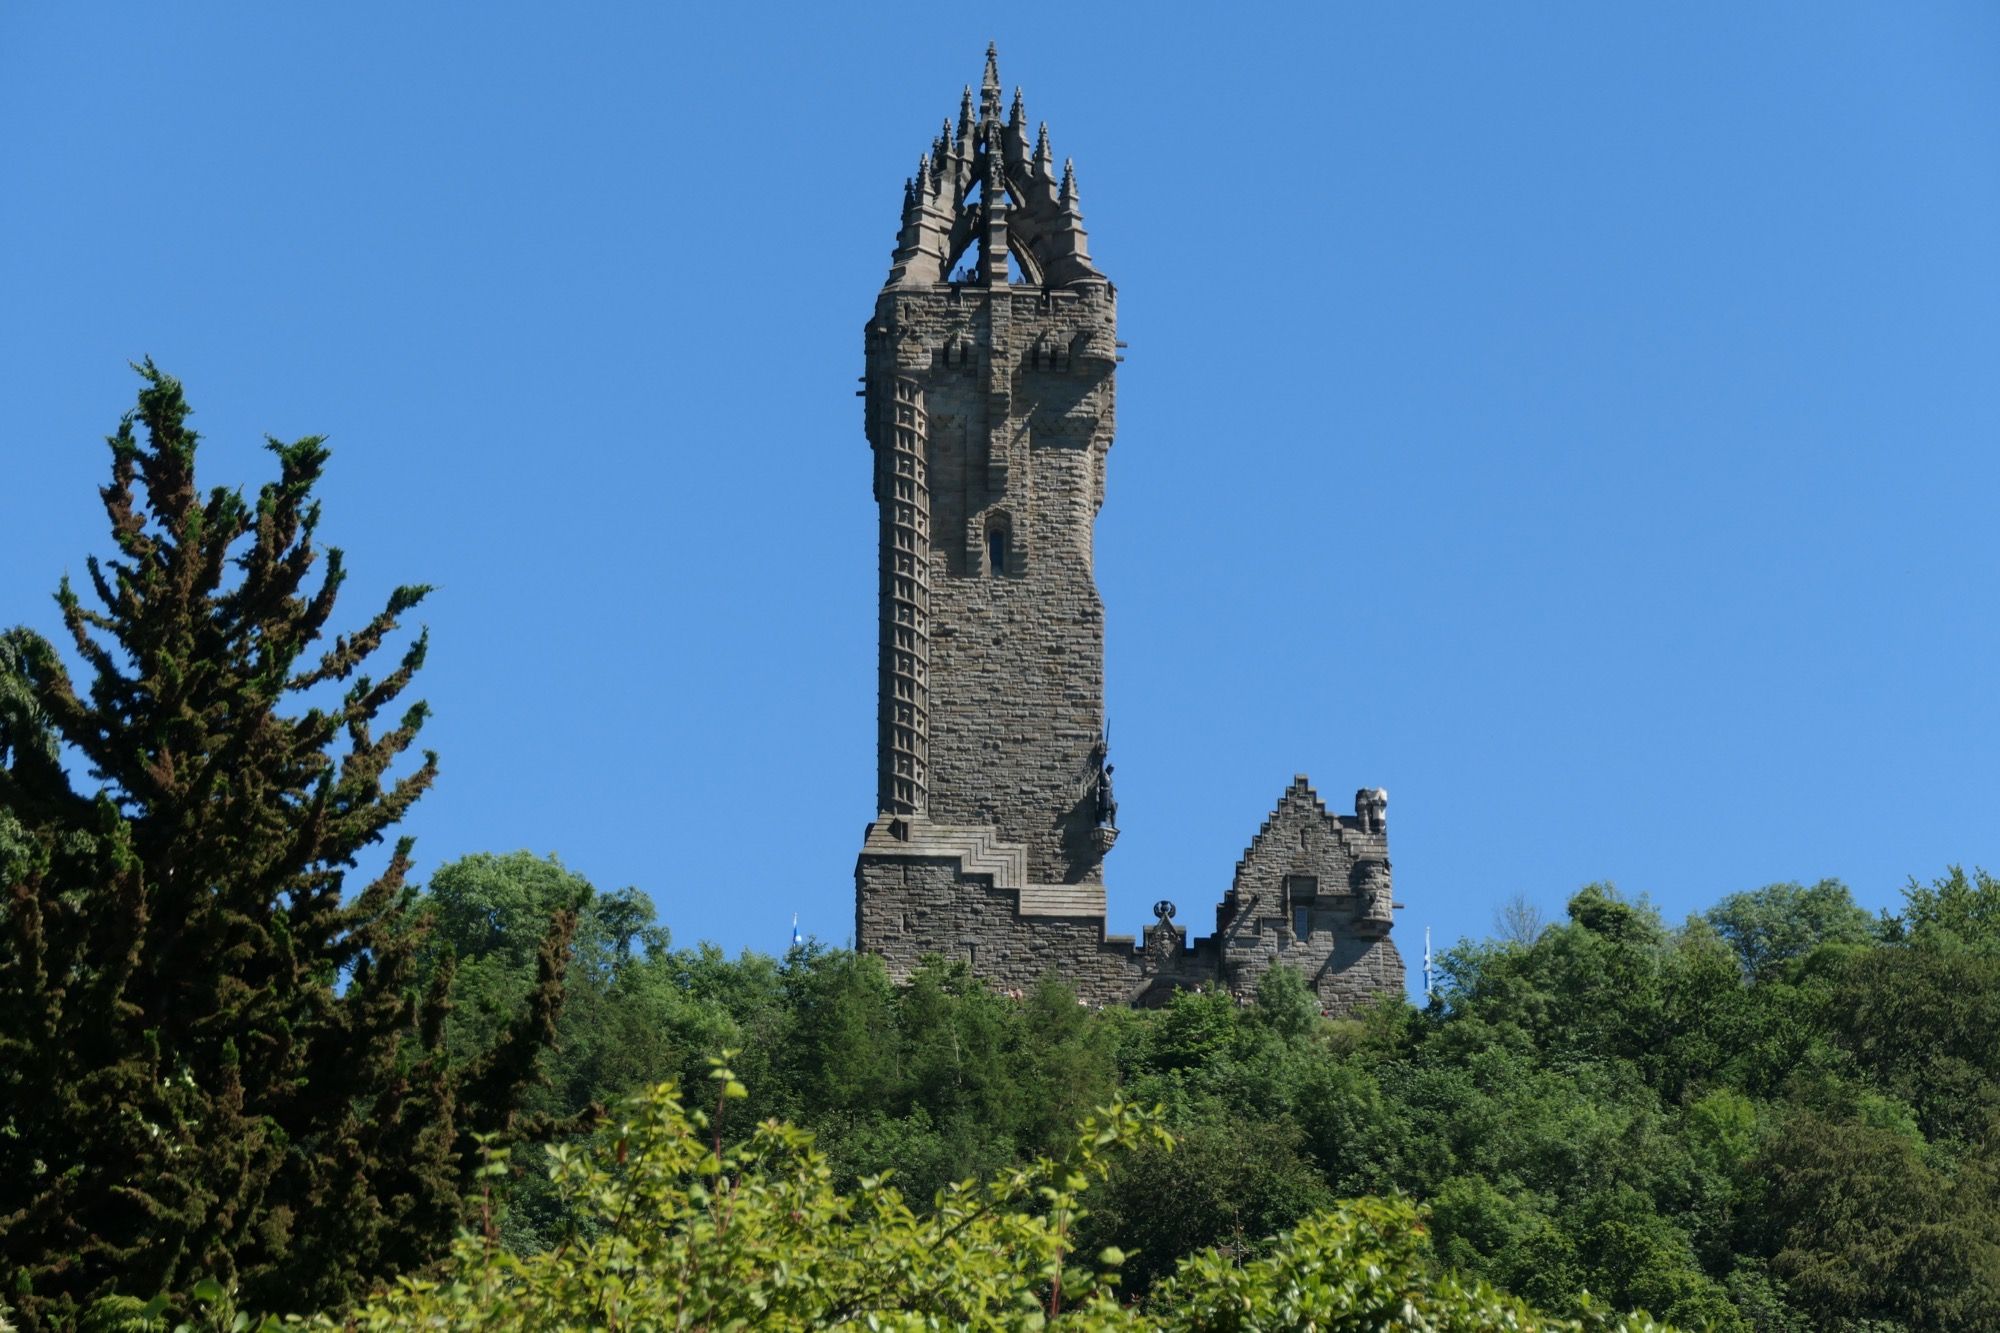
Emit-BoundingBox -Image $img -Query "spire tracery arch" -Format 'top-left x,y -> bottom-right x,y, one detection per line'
886,44 -> 1103,291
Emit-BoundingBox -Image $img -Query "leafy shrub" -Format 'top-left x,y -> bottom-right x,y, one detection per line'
297,1067 -> 1672,1331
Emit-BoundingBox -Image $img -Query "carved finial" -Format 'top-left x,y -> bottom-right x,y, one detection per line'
1010,86 -> 1025,129
914,154 -> 932,202
1059,157 -> 1080,211
934,120 -> 954,183
980,45 -> 1004,125
1034,121 -> 1053,176
984,126 -> 1007,197
958,86 -> 975,139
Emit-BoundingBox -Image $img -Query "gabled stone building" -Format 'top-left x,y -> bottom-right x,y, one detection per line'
854,47 -> 1404,1012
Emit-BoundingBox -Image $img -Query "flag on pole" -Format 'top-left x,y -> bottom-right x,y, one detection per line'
791,912 -> 801,949
1423,925 -> 1433,999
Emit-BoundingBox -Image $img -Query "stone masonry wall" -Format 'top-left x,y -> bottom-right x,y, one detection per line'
857,288 -> 1403,1017
856,834 -> 1398,1014
857,856 -> 1146,1003
1212,779 -> 1406,1010
866,283 -> 1117,887
855,783 -> 1402,1015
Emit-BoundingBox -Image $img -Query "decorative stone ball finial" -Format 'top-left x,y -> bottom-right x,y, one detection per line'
1153,899 -> 1177,923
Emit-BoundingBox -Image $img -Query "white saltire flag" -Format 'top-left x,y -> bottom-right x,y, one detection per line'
791,912 -> 801,949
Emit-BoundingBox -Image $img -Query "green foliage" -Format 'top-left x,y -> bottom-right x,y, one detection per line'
1153,1196 -> 1671,1332
422,851 -> 596,1064
296,1078 -> 1666,1332
67,842 -> 1984,1331
0,367 -> 567,1327
1749,1109 -> 2000,1332
1086,1108 -> 1336,1292
1387,874 -> 2000,1329
403,865 -> 1129,1253
77,1276 -> 276,1333
1704,880 -> 1879,979
1834,930 -> 2000,1144
1890,866 -> 2000,947
1249,963 -> 1320,1041
311,1070 -> 1167,1330
417,850 -> 671,1096
10,372 -> 1998,1331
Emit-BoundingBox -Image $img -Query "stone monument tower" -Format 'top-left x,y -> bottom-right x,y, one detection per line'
854,48 -> 1405,1011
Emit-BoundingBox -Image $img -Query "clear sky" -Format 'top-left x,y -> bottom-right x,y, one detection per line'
4,5 -> 1997,988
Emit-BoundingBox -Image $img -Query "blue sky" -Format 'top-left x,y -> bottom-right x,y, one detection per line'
4,5 -> 1996,986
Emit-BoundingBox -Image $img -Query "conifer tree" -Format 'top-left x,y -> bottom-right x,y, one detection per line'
0,363 -> 571,1327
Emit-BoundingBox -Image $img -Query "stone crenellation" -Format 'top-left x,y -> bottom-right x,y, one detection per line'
854,47 -> 1404,1012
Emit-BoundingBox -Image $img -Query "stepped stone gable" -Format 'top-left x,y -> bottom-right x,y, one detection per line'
1210,778 -> 1404,1011
853,47 -> 1404,1012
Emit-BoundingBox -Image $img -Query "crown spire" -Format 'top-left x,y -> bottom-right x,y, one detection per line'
883,47 -> 1104,289
981,42 -> 1002,123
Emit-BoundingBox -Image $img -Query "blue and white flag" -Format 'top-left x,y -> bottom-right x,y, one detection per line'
791,912 -> 801,949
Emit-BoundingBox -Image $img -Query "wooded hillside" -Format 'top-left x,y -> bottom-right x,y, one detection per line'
6,370 -> 1996,1331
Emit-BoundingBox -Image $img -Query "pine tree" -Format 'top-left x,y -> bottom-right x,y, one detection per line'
0,363 -> 571,1327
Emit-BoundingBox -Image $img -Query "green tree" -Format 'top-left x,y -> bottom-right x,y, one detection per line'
1834,930 -> 2000,1145
1247,963 -> 1320,1042
0,365 -> 568,1325
418,850 -> 640,1069
1083,1108 -> 1335,1293
1704,880 -> 1878,980
301,1078 -> 1673,1332
1750,1110 -> 2000,1331
412,850 -> 696,1251
1889,866 -> 2000,948
775,946 -> 899,1116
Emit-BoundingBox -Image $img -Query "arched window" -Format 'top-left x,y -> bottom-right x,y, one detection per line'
986,512 -> 1012,577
